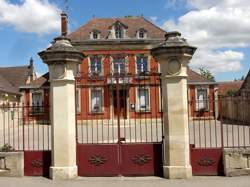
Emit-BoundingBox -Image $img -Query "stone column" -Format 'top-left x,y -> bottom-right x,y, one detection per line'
151,32 -> 196,179
39,36 -> 84,179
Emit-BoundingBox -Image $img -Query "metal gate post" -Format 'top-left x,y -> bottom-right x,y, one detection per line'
151,32 -> 196,179
39,17 -> 84,179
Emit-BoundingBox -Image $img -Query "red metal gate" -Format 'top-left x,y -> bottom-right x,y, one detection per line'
76,73 -> 163,176
0,102 -> 51,176
189,96 -> 250,175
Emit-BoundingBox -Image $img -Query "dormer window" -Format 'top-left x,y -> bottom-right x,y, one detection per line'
90,29 -> 101,39
115,24 -> 123,39
108,21 -> 128,39
93,32 -> 98,39
137,28 -> 147,39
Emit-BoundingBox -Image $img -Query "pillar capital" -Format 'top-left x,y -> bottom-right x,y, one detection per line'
39,36 -> 84,81
151,31 -> 196,77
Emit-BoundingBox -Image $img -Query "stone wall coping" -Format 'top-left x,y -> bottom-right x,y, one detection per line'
224,148 -> 250,155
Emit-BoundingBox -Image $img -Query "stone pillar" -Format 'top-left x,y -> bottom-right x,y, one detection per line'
38,36 -> 84,179
151,32 -> 196,179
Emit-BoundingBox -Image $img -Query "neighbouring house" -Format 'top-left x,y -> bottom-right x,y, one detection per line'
238,70 -> 250,96
218,81 -> 243,96
22,16 -> 217,119
188,69 -> 218,119
220,70 -> 250,123
0,58 -> 36,104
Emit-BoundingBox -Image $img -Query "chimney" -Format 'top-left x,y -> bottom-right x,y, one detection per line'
61,12 -> 68,36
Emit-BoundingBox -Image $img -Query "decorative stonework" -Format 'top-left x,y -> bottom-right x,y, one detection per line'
131,154 -> 151,166
88,155 -> 107,166
167,59 -> 182,75
51,64 -> 66,79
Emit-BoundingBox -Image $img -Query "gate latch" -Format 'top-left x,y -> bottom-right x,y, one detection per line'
119,137 -> 126,142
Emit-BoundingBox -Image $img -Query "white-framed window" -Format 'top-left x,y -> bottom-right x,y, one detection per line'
196,87 -> 209,111
76,89 -> 81,113
136,56 -> 149,74
93,32 -> 98,39
89,56 -> 103,75
137,28 -> 147,39
32,92 -> 43,106
113,56 -> 126,74
90,88 -> 104,113
90,30 -> 100,39
115,24 -> 123,39
31,91 -> 43,114
136,87 -> 150,111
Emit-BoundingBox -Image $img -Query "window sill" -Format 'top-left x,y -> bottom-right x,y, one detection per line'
134,76 -> 150,80
89,112 -> 104,115
29,112 -> 45,116
88,75 -> 104,81
135,110 -> 151,113
195,109 -> 209,112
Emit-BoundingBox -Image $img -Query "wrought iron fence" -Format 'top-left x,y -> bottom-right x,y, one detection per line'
0,102 -> 50,151
75,73 -> 163,144
189,96 -> 250,148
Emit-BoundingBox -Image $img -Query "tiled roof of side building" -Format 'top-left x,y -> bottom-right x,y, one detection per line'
0,65 -> 33,94
187,68 -> 216,84
0,66 -> 32,87
22,73 -> 49,89
218,81 -> 244,95
0,74 -> 20,95
68,17 -> 167,41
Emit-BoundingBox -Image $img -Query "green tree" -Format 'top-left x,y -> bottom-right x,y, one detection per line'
199,67 -> 215,82
226,89 -> 238,97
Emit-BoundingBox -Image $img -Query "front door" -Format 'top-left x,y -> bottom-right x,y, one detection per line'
113,89 -> 127,119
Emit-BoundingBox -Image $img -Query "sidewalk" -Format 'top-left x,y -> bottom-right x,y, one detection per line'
0,176 -> 250,187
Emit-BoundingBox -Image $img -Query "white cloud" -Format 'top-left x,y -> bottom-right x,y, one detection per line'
149,16 -> 158,23
0,0 -> 61,34
162,0 -> 250,74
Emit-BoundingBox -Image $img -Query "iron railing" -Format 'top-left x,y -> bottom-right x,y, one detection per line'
0,102 -> 50,151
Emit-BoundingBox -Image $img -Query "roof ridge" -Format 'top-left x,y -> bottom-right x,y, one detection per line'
0,65 -> 29,69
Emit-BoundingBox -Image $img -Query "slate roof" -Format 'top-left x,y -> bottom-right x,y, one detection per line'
0,65 -> 32,94
68,17 -> 166,41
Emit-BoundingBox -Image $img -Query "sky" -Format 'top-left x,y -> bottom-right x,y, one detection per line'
0,0 -> 249,81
